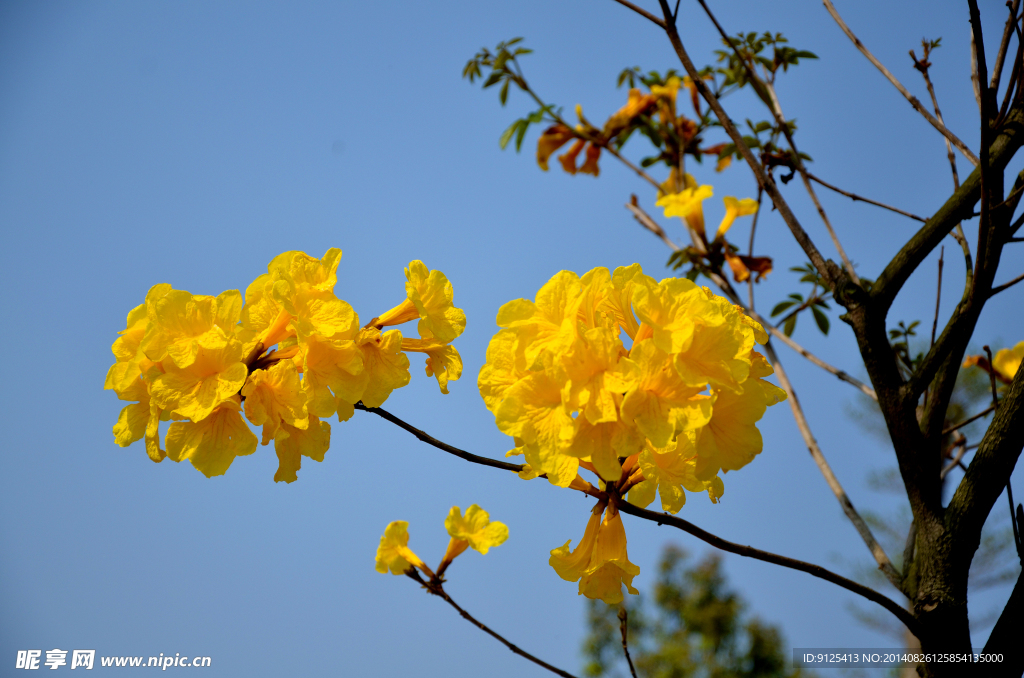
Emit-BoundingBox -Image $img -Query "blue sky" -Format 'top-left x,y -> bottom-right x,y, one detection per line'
1,1 -> 1021,676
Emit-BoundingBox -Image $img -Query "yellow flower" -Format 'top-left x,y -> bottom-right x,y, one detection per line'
141,289 -> 242,369
477,329 -> 529,413
536,124 -> 576,171
694,377 -> 786,479
272,415 -> 331,484
550,503 -> 639,605
375,261 -> 466,344
630,276 -> 709,354
437,504 -> 509,576
656,183 -> 713,238
715,196 -> 759,240
242,248 -> 356,346
148,325 -> 248,422
299,333 -> 366,418
626,435 -> 710,514
356,328 -> 411,408
241,360 -> 309,445
104,283 -> 172,395
401,329 -> 464,394
164,398 -> 258,477
620,339 -> 712,449
375,521 -> 427,576
992,341 -> 1024,382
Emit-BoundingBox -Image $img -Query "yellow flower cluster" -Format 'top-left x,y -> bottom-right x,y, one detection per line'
375,505 -> 508,578
105,249 -> 465,482
479,265 -> 785,602
480,265 -> 785,507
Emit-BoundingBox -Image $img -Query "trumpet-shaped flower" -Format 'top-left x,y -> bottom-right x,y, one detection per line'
149,326 -> 248,422
438,504 -> 509,574
402,329 -> 464,394
356,328 -> 411,408
164,398 -> 258,477
715,196 -> 759,240
695,377 -> 786,478
375,261 -> 466,344
656,184 -> 713,238
300,333 -> 366,418
272,416 -> 331,484
620,339 -> 712,448
536,124 -> 576,171
141,289 -> 242,369
550,503 -> 639,605
241,360 -> 309,445
375,521 -> 426,576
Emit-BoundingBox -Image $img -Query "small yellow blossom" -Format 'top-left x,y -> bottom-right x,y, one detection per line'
550,503 -> 640,605
164,398 -> 258,477
993,341 -> 1024,382
375,521 -> 427,576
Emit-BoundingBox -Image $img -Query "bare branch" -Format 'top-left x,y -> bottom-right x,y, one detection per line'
990,0 -> 1022,91
407,570 -> 581,678
822,0 -> 980,166
617,605 -> 639,678
610,0 -> 666,28
615,497 -> 920,636
354,403 -> 524,473
759,339 -> 901,587
807,172 -> 926,222
941,405 -> 996,437
990,270 -> 1024,296
756,317 -> 878,400
626,198 -> 680,252
930,246 -> 944,348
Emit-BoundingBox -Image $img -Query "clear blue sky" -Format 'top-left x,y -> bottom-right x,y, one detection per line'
1,1 -> 1021,675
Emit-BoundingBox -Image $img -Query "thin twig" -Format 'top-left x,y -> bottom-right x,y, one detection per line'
971,23 -> 984,114
617,605 -> 639,678
758,339 -> 900,586
807,172 -> 926,222
695,0 -> 860,283
655,0 -> 838,290
407,571 -> 580,678
354,403 -> 524,473
610,0 -> 666,28
626,199 -> 680,252
941,403 -> 996,436
822,0 -> 980,166
613,498 -> 920,636
747,187 -> 764,310
751,313 -> 878,400
991,0 -> 1022,91
930,246 -> 944,348
989,271 -> 1024,296
941,440 -> 968,480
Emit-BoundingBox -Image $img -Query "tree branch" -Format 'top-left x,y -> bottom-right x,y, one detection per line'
983,568 -> 1024,676
990,270 -> 1024,296
807,172 -> 926,222
822,0 -> 980,166
991,0 -> 1022,92
610,0 -> 666,28
694,0 -> 860,284
407,570 -> 581,678
654,0 -> 840,291
871,106 -> 1024,314
947,355 -> 1024,574
614,497 -> 920,636
354,403 -> 524,473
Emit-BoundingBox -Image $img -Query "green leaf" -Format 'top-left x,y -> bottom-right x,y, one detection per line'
770,300 -> 796,316
499,79 -> 510,106
783,314 -> 797,337
499,119 -> 520,150
812,306 -> 830,335
483,71 -> 503,89
514,119 -> 529,151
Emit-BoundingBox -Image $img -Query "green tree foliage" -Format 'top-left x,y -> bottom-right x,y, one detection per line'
583,545 -> 812,678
